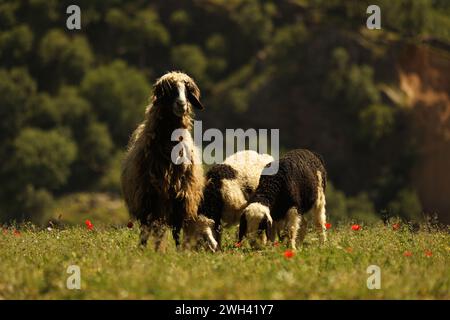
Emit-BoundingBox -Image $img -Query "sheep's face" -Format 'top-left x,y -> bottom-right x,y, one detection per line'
239,202 -> 272,247
153,72 -> 204,118
183,215 -> 218,252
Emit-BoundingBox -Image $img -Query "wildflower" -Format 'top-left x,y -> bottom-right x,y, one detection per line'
351,224 -> 361,231
392,223 -> 401,231
13,229 -> 21,237
234,242 -> 241,248
273,241 -> 280,247
284,250 -> 295,258
85,219 -> 94,230
346,247 -> 353,253
127,221 -> 134,229
403,251 -> 412,257
325,223 -> 332,230
425,250 -> 432,257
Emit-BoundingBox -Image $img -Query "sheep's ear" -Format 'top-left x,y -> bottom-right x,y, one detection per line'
187,90 -> 204,110
238,214 -> 247,242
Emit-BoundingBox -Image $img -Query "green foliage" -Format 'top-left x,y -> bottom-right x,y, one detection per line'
326,47 -> 380,112
17,185 -> 54,224
388,188 -> 423,220
229,0 -> 274,44
0,68 -> 36,138
39,30 -> 93,89
81,60 -> 149,145
326,183 -> 379,223
105,7 -> 170,65
0,25 -> 33,65
11,128 -> 77,190
268,22 -> 308,69
98,151 -> 124,193
358,104 -> 396,143
170,10 -> 191,29
70,122 -> 114,188
1,0 -> 447,224
171,45 -> 208,83
379,0 -> 432,36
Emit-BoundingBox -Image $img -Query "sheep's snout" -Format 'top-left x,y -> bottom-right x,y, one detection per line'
240,203 -> 272,247
173,99 -> 188,117
173,82 -> 188,117
184,215 -> 218,252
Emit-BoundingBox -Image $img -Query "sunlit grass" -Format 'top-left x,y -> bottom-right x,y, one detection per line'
0,222 -> 448,299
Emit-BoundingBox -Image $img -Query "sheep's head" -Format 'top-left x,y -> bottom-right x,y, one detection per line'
239,202 -> 273,247
153,71 -> 204,118
183,215 -> 218,252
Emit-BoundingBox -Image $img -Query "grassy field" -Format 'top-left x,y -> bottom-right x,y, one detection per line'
0,222 -> 448,299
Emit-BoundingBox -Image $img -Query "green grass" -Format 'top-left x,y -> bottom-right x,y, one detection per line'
0,222 -> 448,299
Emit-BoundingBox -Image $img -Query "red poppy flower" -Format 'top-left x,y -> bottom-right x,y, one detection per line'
346,247 -> 353,253
392,223 -> 401,231
284,250 -> 295,258
325,223 -> 332,230
85,219 -> 94,230
234,242 -> 241,248
127,221 -> 134,229
273,241 -> 280,247
2,228 -> 8,235
403,251 -> 412,257
425,250 -> 432,257
351,224 -> 361,231
13,229 -> 21,237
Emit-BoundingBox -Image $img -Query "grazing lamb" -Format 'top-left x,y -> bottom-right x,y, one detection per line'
121,71 -> 210,250
197,150 -> 274,249
238,149 -> 327,249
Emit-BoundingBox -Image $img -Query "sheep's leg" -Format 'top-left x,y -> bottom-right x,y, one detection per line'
139,223 -> 151,247
274,220 -> 285,243
313,207 -> 327,244
313,171 -> 327,244
150,221 -> 167,252
172,224 -> 182,249
214,220 -> 222,250
297,215 -> 308,247
286,207 -> 300,250
171,205 -> 184,249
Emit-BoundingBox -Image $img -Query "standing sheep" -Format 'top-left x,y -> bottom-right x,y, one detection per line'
238,149 -> 328,249
121,71 -> 209,250
197,150 -> 274,249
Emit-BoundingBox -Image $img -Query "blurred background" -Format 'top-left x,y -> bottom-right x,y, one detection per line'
0,0 -> 449,226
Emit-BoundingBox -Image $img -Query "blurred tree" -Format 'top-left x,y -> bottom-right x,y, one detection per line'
326,47 -> 380,113
387,188 -> 422,220
1,0 -> 446,224
326,182 -> 379,223
16,185 -> 54,224
105,8 -> 170,70
81,60 -> 149,146
358,104 -> 396,144
69,121 -> 114,188
171,44 -> 208,83
11,128 -> 77,191
0,25 -> 33,66
39,30 -> 93,92
0,68 -> 36,139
